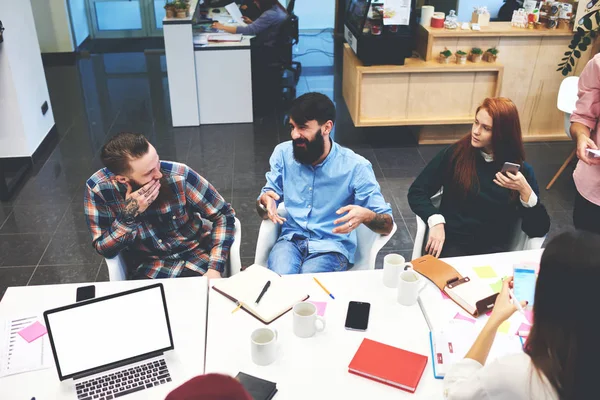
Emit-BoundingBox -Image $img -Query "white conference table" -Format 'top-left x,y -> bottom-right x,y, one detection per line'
205,269 -> 442,399
0,277 -> 208,400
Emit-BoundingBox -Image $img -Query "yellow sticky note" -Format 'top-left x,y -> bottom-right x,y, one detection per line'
473,266 -> 498,279
497,320 -> 510,334
490,280 -> 502,293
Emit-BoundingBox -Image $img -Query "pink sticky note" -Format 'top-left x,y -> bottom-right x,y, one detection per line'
441,292 -> 450,300
308,301 -> 327,316
453,312 -> 476,324
18,321 -> 47,343
485,311 -> 492,317
515,322 -> 532,337
524,309 -> 534,324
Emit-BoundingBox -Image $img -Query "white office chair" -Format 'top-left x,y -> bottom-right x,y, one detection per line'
411,190 -> 546,260
251,202 -> 397,273
546,76 -> 579,190
104,216 -> 242,280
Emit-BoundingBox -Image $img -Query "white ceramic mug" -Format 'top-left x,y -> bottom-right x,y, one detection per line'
292,302 -> 326,338
383,254 -> 413,288
397,268 -> 427,306
250,327 -> 278,366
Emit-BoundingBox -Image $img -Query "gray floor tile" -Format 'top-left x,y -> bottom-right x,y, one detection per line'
57,203 -> 90,232
29,264 -> 101,286
96,261 -> 110,282
0,233 -> 53,267
1,204 -> 68,234
0,267 -> 36,300
40,230 -> 102,266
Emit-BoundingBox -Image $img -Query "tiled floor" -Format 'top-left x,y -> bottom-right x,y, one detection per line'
0,33 -> 577,299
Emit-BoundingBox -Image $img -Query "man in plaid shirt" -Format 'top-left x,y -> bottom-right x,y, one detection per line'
84,132 -> 235,279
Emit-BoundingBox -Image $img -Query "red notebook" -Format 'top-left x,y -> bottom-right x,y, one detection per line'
348,338 -> 428,393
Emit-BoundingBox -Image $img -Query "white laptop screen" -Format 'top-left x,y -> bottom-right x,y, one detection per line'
45,284 -> 173,380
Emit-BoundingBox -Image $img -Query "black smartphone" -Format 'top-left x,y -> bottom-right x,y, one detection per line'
344,301 -> 371,331
76,285 -> 96,302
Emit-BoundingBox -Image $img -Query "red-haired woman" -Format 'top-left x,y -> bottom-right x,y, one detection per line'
408,97 -> 550,258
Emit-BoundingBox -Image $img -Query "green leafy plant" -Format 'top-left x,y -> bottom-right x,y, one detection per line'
471,47 -> 483,55
440,49 -> 452,58
456,50 -> 467,56
558,11 -> 599,76
486,47 -> 499,56
175,1 -> 189,10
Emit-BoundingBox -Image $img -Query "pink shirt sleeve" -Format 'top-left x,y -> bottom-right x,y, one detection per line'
571,54 -> 600,131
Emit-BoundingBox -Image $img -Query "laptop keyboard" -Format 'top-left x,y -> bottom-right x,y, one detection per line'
75,359 -> 171,400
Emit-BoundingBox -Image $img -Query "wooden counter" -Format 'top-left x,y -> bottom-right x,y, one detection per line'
342,22 -> 597,144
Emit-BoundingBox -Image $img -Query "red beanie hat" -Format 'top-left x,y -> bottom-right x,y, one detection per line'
165,374 -> 252,400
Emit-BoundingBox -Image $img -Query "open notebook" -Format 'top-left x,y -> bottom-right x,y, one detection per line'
212,265 -> 309,324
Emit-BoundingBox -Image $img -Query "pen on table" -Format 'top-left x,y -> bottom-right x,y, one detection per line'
231,301 -> 244,314
255,280 -> 271,304
508,288 -> 526,317
313,277 -> 335,300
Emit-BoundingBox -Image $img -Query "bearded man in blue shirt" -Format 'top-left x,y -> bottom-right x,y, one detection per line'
256,92 -> 394,274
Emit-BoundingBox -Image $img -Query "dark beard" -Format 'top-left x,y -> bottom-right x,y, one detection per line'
293,129 -> 326,165
130,176 -> 174,205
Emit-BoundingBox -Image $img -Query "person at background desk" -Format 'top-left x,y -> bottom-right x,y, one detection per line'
212,0 -> 286,48
569,53 -> 600,234
408,97 -> 550,258
256,92 -> 393,274
443,230 -> 597,399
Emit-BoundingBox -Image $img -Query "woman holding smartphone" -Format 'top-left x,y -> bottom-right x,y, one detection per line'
443,230 -> 597,399
408,97 -> 550,258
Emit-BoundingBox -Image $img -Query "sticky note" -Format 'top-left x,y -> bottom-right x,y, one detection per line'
308,301 -> 327,316
497,321 -> 510,334
485,310 -> 492,317
524,309 -> 534,324
473,266 -> 497,279
515,322 -> 532,337
489,280 -> 502,293
453,312 -> 476,324
441,291 -> 450,300
18,321 -> 47,343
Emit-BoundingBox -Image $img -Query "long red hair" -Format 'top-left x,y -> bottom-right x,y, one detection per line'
449,97 -> 526,199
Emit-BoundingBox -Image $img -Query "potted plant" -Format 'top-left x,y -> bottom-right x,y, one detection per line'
483,47 -> 499,62
439,49 -> 452,64
456,50 -> 467,65
164,1 -> 176,18
470,47 -> 483,63
175,1 -> 189,18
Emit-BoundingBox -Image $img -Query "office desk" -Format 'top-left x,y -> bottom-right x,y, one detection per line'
164,2 -> 254,126
0,277 -> 208,399
205,269 -> 442,399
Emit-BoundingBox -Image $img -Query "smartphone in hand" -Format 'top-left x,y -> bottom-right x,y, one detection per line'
513,265 -> 536,309
501,162 -> 521,175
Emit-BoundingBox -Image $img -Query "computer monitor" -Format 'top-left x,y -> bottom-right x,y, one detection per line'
345,0 -> 372,36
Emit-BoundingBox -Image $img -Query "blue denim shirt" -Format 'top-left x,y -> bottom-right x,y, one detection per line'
260,141 -> 393,263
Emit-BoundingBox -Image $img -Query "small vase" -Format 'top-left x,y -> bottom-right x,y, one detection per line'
456,55 -> 467,65
439,55 -> 450,64
176,10 -> 187,18
483,53 -> 497,63
470,54 -> 482,63
165,8 -> 175,18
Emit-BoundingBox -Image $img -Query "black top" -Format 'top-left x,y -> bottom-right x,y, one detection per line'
408,145 -> 550,249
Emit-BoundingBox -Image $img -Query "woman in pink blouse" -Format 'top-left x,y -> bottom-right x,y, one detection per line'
570,53 -> 600,233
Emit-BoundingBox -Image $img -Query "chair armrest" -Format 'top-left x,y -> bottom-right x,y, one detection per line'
360,222 -> 397,270
412,216 -> 428,261
105,253 -> 127,281
254,218 -> 280,267
523,236 -> 546,251
227,217 -> 242,276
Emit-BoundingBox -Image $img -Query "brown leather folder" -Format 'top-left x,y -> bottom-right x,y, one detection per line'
412,255 -> 498,317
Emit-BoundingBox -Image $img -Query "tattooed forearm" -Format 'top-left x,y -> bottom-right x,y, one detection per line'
123,198 -> 140,219
366,213 -> 393,235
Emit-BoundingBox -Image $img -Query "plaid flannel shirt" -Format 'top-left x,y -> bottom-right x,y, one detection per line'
84,161 -> 236,278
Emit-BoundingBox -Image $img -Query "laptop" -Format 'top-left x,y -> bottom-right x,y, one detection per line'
43,283 -> 184,400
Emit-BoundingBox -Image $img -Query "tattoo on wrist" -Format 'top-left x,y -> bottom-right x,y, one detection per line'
124,198 -> 139,219
366,213 -> 392,234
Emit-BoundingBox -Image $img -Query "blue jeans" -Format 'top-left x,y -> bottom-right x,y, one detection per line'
267,236 -> 350,275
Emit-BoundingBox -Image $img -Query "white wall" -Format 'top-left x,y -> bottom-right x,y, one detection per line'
293,0 -> 335,30
457,0 -> 504,22
30,0 -> 75,53
69,0 -> 90,47
0,0 -> 55,158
